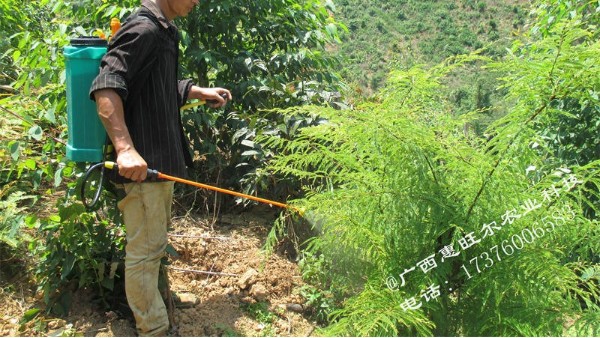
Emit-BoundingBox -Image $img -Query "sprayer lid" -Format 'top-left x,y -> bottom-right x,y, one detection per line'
70,36 -> 108,47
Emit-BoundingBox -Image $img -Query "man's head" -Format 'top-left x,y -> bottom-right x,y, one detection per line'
156,0 -> 199,20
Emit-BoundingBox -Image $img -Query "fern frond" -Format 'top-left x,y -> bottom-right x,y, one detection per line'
323,284 -> 435,336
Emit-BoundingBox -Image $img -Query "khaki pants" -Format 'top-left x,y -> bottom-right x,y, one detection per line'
118,181 -> 174,336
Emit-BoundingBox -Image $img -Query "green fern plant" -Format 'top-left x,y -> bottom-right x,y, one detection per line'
260,2 -> 600,335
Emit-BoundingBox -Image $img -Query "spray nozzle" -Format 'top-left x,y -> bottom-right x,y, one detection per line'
206,92 -> 229,104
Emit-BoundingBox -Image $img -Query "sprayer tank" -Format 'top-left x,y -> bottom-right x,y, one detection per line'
63,37 -> 107,162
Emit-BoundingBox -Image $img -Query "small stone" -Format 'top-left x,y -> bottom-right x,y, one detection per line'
47,320 -> 60,329
285,303 -> 304,313
249,283 -> 268,301
237,268 -> 258,289
241,296 -> 256,304
174,292 -> 198,308
105,311 -> 118,321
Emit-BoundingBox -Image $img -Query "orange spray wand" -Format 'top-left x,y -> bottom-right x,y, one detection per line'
101,161 -> 300,213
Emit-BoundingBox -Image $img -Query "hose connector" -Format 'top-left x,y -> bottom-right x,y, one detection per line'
104,161 -> 159,180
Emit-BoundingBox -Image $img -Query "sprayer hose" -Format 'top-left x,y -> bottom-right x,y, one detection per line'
81,161 -> 106,210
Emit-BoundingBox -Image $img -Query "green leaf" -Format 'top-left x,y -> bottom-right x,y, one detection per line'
74,26 -> 87,36
24,158 -> 36,170
45,106 -> 56,123
325,23 -> 338,38
101,275 -> 115,291
12,49 -> 21,62
56,291 -> 73,316
581,267 -> 599,281
241,140 -> 255,148
61,255 -> 76,281
58,203 -> 86,221
0,234 -> 18,248
24,215 -> 39,229
9,141 -> 20,161
28,125 -> 43,141
19,308 -> 40,325
58,23 -> 67,35
242,150 -> 260,156
54,166 -> 64,187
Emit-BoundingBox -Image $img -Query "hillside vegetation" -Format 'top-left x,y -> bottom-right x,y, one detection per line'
334,0 -> 529,94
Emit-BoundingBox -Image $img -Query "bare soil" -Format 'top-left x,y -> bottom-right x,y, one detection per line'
0,207 -> 316,337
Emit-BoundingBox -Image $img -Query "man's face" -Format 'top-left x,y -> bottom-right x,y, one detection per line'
167,0 -> 199,18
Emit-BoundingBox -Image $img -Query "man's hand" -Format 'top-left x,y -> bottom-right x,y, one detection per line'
188,86 -> 232,108
116,148 -> 148,182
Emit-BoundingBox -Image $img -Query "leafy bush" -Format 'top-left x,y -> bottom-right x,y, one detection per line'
177,0 -> 346,202
35,196 -> 125,315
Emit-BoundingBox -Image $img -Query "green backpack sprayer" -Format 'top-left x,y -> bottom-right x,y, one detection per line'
64,32 -> 300,214
64,36 -> 108,163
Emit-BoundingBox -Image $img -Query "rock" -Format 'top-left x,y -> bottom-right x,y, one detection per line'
47,319 -> 65,329
249,283 -> 268,301
241,296 -> 256,303
174,292 -> 198,308
285,303 -> 304,313
237,268 -> 258,289
105,311 -> 118,321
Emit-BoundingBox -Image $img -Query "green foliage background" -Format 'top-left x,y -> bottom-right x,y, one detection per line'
1,0 -> 599,336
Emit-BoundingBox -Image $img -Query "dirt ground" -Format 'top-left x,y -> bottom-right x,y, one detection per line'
0,206 -> 317,337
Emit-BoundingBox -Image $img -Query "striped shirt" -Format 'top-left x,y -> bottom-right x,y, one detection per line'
90,0 -> 193,181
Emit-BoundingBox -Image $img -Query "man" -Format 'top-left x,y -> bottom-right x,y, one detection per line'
90,0 -> 231,335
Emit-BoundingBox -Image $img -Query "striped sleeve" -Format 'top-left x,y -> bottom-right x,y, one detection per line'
89,18 -> 158,103
177,79 -> 194,108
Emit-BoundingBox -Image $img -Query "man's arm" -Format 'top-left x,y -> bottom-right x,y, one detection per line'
94,88 -> 148,182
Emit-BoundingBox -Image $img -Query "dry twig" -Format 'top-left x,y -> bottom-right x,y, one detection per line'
169,267 -> 239,277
